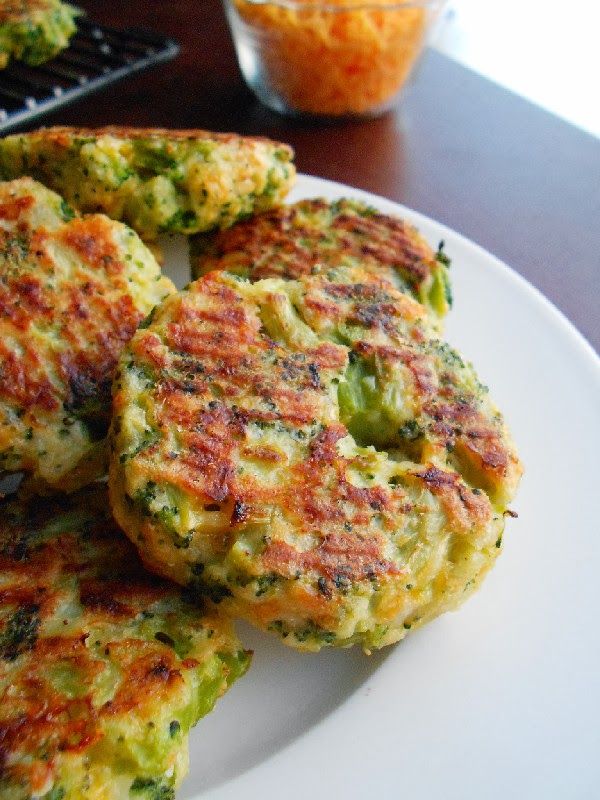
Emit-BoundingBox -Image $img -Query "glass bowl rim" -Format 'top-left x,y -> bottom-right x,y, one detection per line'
225,0 -> 443,13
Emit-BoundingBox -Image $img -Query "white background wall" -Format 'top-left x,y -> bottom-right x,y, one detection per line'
431,0 -> 600,138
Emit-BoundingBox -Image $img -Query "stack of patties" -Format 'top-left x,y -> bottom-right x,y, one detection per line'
0,127 -> 296,799
0,125 -> 522,795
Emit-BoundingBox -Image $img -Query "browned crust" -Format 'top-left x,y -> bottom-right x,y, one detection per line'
28,126 -> 295,155
192,198 -> 437,291
262,532 -> 403,585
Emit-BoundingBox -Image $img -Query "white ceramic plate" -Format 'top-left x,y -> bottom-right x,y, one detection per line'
161,175 -> 600,799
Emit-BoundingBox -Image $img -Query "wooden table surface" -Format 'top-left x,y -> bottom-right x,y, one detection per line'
29,0 -> 600,352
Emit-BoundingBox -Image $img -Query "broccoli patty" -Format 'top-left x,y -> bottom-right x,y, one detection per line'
0,0 -> 78,69
0,126 -> 296,240
109,267 -> 522,652
0,484 -> 250,800
191,197 -> 452,322
0,177 -> 174,493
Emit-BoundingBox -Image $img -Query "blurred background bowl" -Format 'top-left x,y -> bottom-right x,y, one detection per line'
223,0 -> 446,118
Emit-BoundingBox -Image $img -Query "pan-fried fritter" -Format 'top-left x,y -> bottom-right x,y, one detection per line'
0,127 -> 296,240
0,177 -> 174,493
0,0 -> 78,69
109,267 -> 522,652
0,484 -> 250,800
190,198 -> 452,322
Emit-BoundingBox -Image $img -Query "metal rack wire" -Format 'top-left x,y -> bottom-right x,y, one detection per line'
0,19 -> 179,132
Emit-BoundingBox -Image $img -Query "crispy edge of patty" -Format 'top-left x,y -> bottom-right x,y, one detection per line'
12,125 -> 296,149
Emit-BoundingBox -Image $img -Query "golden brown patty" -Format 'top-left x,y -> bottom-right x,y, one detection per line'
110,266 -> 522,652
0,127 -> 296,239
0,177 -> 174,493
0,0 -> 77,68
190,197 -> 452,321
0,483 -> 250,800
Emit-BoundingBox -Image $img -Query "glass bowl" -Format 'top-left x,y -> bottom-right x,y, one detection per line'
223,0 -> 445,119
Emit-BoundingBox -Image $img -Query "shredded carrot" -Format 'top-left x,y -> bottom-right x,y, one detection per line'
233,0 -> 431,115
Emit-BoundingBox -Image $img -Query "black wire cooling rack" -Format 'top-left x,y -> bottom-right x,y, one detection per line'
0,18 -> 179,132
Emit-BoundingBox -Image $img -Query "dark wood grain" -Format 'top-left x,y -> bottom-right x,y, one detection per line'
19,0 -> 600,351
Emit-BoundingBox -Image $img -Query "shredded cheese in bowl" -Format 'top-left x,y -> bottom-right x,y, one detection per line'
225,0 -> 442,116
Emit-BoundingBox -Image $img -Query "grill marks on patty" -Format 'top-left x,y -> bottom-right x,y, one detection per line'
194,198 -> 435,283
0,177 -> 174,489
0,231 -> 139,411
190,197 -> 450,319
119,270 -> 514,526
111,266 -> 521,653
